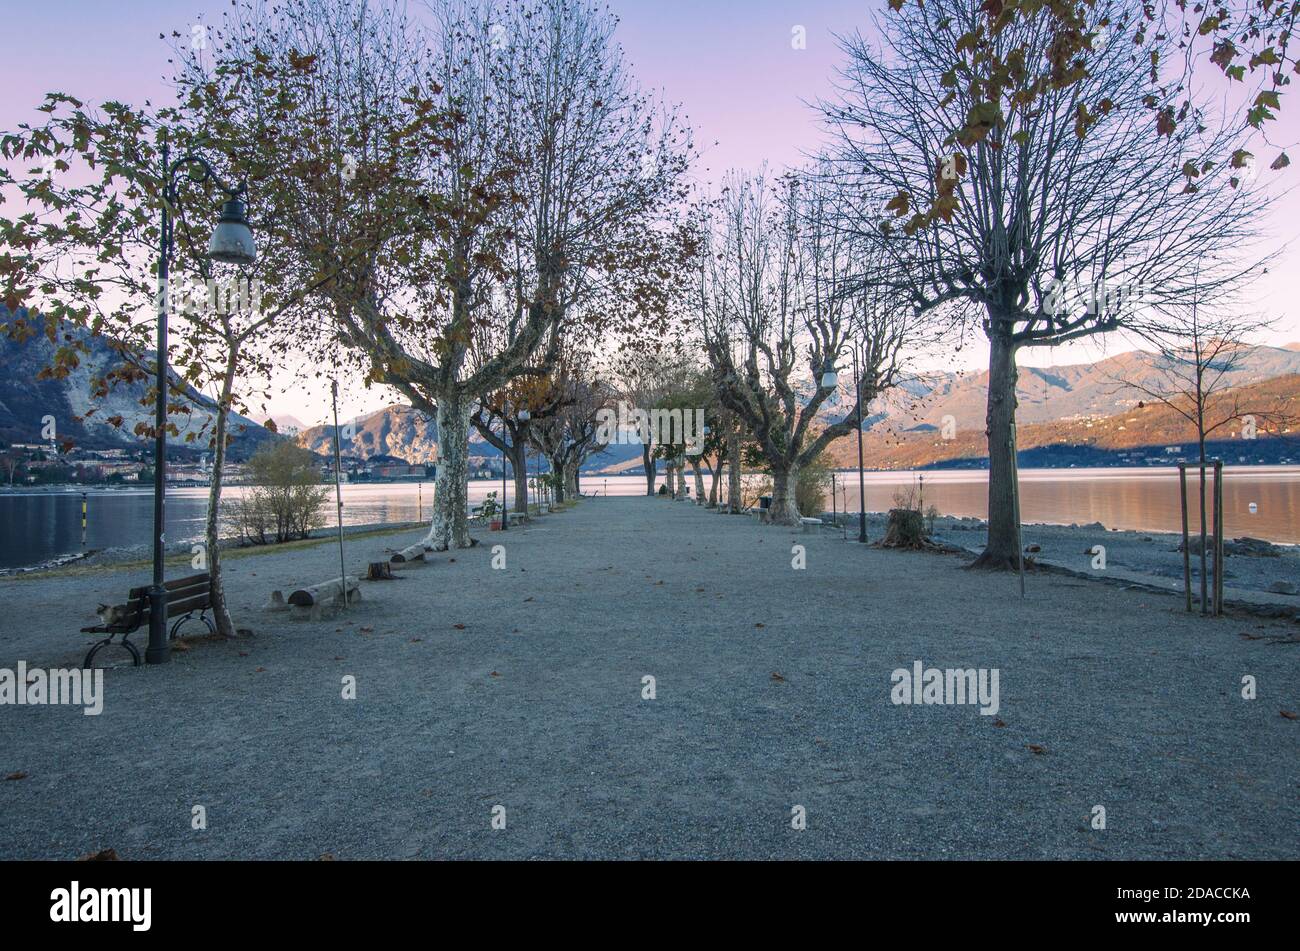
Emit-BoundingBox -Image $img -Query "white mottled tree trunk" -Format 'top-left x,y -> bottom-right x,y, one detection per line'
727,426 -> 742,513
769,463 -> 799,525
205,359 -> 237,637
425,394 -> 474,550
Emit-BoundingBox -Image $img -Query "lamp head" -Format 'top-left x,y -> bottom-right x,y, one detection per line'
208,196 -> 257,266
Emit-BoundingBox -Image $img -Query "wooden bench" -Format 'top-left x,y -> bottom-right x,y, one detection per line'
80,573 -> 216,668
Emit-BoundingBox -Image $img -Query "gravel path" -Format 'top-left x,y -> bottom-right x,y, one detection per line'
0,496 -> 1296,859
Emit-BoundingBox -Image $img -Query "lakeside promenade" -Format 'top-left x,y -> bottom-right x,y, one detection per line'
0,496 -> 1296,859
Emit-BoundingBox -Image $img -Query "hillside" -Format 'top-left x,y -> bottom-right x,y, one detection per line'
823,373 -> 1300,470
0,313 -> 277,460
296,402 -> 647,470
856,345 -> 1300,433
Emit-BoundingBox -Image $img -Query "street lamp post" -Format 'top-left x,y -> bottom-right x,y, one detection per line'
500,410 -> 509,531
852,346 -> 867,543
146,142 -> 255,665
517,406 -> 530,517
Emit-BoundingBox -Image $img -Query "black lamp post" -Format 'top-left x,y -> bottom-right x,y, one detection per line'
852,346 -> 867,543
517,405 -> 530,516
500,409 -> 510,531
146,143 -> 255,665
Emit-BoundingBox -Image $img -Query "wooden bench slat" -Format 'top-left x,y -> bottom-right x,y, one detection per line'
127,573 -> 211,600
160,593 -> 212,618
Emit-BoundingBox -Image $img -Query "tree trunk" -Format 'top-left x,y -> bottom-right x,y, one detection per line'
510,442 -> 528,515
205,361 -> 238,638
642,443 -> 656,495
564,461 -> 578,500
727,425 -> 742,513
769,463 -> 800,525
549,455 -> 566,504
1197,439 -> 1208,614
425,393 -> 474,550
971,331 -> 1021,570
691,460 -> 705,505
707,453 -> 720,507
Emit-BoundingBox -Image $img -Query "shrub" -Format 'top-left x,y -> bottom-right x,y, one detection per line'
924,504 -> 940,534
224,442 -> 330,544
795,456 -> 831,517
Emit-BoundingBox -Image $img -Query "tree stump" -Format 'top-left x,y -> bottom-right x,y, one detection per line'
882,508 -> 926,548
366,561 -> 394,581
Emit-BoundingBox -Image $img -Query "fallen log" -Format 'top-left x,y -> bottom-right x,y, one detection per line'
390,544 -> 427,564
288,575 -> 361,609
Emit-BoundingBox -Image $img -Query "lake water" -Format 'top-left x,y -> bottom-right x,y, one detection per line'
1,466 -> 1297,569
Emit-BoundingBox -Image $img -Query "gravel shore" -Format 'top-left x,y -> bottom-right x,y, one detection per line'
0,496 -> 1296,859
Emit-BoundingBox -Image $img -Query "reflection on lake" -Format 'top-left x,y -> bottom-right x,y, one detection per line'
828,466 -> 1300,545
1,466 -> 1297,570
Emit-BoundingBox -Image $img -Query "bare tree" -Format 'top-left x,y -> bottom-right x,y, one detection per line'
0,452 -> 20,487
699,170 -> 912,525
820,0 -> 1270,567
531,355 -> 612,502
1120,290 -> 1294,609
611,348 -> 686,496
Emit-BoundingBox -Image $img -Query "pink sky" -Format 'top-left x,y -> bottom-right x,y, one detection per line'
3,0 -> 1299,425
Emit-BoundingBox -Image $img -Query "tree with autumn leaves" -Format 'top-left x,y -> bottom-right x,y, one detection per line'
821,0 -> 1273,567
0,93 -> 327,637
169,0 -> 693,550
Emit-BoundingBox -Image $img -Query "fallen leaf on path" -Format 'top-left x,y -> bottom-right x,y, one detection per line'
1027,744 -> 1047,755
490,671 -> 500,677
254,666 -> 266,673
771,672 -> 785,682
453,623 -> 466,630
360,626 -> 373,633
171,640 -> 190,653
993,719 -> 1007,728
1281,710 -> 1298,720
409,639 -> 421,644
4,771 -> 27,781
754,623 -> 765,628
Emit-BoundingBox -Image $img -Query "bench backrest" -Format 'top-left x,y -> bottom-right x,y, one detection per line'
125,573 -> 213,620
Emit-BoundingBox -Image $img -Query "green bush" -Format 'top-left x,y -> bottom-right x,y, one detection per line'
223,441 -> 329,544
795,456 -> 831,517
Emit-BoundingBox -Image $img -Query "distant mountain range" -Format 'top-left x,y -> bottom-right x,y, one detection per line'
816,344 -> 1300,470
6,313 -> 1300,471
294,403 -> 645,470
822,373 -> 1300,470
846,343 -> 1300,432
0,315 -> 277,460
